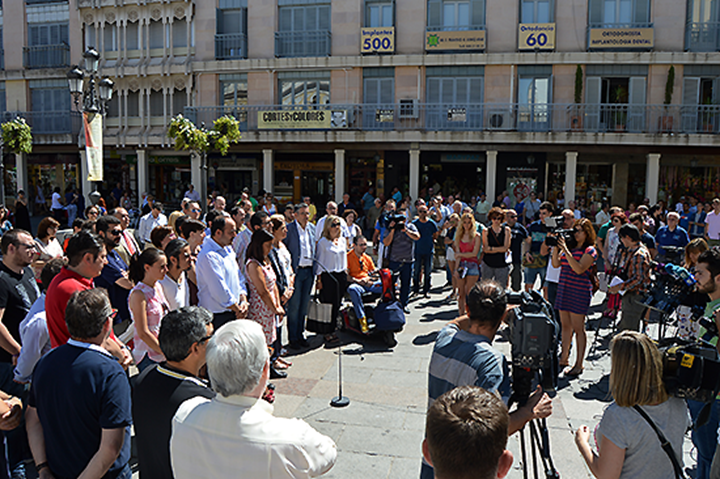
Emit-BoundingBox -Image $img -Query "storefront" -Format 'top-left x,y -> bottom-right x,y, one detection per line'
101,152 -> 137,209
496,152 -> 546,206
274,153 -> 335,205
27,153 -> 80,214
658,155 -> 720,204
421,152 -> 485,199
209,155 -> 259,205
149,156 -> 191,208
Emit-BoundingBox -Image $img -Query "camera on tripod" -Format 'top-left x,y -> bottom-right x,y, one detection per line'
658,338 -> 720,404
543,216 -> 576,249
506,290 -> 559,405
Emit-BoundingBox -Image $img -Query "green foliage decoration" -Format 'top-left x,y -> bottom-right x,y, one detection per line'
1,117 -> 33,155
167,114 -> 241,156
664,66 -> 675,106
574,65 -> 583,104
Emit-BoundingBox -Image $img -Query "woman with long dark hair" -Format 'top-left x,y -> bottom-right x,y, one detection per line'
553,218 -> 597,377
128,248 -> 170,372
269,215 -> 294,370
481,207 -> 511,287
33,216 -> 63,280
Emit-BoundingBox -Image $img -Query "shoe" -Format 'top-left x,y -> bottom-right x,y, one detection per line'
423,292 -> 430,299
359,316 -> 369,333
298,338 -> 310,347
402,306 -> 411,314
270,365 -> 288,379
288,342 -> 303,350
273,360 -> 289,370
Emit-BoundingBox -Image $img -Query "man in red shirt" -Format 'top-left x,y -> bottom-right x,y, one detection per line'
45,231 -> 131,367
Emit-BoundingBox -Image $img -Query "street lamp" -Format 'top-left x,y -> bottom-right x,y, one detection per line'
67,48 -> 114,198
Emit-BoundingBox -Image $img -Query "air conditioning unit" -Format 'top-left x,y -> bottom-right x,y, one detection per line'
398,99 -> 419,119
487,109 -> 512,130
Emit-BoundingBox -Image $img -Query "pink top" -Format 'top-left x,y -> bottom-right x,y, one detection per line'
458,237 -> 479,263
130,281 -> 170,363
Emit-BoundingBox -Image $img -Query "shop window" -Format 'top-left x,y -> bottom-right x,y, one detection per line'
149,91 -> 164,117
427,0 -> 484,30
172,22 -> 187,48
276,3 -> 331,57
126,22 -> 139,50
220,75 -> 248,106
127,91 -> 139,117
279,72 -> 330,105
149,21 -> 164,49
686,0 -> 720,51
365,0 -> 394,27
588,0 -> 650,26
521,0 -> 553,23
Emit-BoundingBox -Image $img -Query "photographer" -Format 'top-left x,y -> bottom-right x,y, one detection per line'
575,331 -> 689,479
372,199 -> 396,268
552,218 -> 597,377
609,224 -> 651,333
383,208 -> 420,313
422,280 -> 552,479
523,202 -> 553,293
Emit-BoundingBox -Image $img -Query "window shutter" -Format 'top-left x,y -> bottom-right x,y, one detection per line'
628,76 -> 646,105
278,7 -> 292,32
713,77 -> 720,104
216,9 -> 224,33
469,77 -> 483,103
441,78 -> 454,103
588,0 -> 602,24
379,78 -> 394,104
427,78 -> 440,103
364,78 -> 379,104
585,76 -> 602,130
319,5 -> 331,30
427,0 -> 442,28
470,0 -> 485,26
634,0 -> 650,24
682,77 -> 700,105
585,76 -> 601,104
456,78 -> 469,103
628,76 -> 646,131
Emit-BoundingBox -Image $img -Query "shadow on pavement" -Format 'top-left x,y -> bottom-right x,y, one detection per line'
412,331 -> 438,345
572,374 -> 612,402
419,309 -> 457,323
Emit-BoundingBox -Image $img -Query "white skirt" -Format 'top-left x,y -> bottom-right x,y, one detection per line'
446,246 -> 456,262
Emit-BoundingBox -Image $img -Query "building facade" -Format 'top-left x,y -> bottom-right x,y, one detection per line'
2,0 -> 720,212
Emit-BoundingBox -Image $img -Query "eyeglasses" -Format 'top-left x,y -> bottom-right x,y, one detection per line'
108,309 -> 118,321
108,229 -> 122,236
191,209 -> 201,213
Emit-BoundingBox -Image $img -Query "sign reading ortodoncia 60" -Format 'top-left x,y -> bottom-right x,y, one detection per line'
258,110 -> 348,129
83,112 -> 103,181
425,30 -> 486,51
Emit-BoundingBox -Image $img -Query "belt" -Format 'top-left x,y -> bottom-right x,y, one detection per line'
298,265 -> 313,269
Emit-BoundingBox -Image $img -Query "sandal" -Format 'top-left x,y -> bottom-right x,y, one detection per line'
273,360 -> 289,370
565,366 -> 584,377
276,357 -> 292,368
324,333 -> 340,344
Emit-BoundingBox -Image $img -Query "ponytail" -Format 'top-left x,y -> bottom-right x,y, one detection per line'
129,248 -> 165,284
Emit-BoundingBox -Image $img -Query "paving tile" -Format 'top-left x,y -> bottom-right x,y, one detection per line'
320,451 -> 393,479
337,424 -> 423,458
368,369 -> 427,389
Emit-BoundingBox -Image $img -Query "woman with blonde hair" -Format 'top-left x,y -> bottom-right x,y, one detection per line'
453,212 -> 481,315
575,331 -> 689,479
315,214 -> 348,344
444,213 -> 460,302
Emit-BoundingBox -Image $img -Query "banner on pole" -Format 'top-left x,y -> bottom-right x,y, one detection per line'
83,112 -> 103,181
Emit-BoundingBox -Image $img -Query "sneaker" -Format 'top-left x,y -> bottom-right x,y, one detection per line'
359,316 -> 369,333
403,306 -> 411,314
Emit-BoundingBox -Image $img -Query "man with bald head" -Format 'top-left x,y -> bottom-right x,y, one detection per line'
315,201 -> 347,242
112,207 -> 140,265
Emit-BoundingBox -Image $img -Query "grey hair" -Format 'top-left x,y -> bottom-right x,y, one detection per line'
158,306 -> 213,362
206,320 -> 269,397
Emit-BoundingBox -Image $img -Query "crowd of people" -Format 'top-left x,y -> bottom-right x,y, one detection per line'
0,181 -> 717,479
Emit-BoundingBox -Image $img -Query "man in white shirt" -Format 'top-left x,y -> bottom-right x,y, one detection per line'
137,202 -> 168,246
284,205 -> 316,349
316,201 -> 347,241
595,202 -> 611,226
196,216 -> 248,328
50,187 -> 64,225
475,193 -> 491,224
159,239 -> 191,311
705,198 -> 720,247
170,320 -> 336,479
183,184 -> 201,203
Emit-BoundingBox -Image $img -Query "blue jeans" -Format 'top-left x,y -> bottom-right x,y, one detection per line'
286,266 -> 314,343
413,253 -> 433,294
689,399 -> 720,479
389,261 -> 412,307
0,363 -> 28,479
348,282 -> 382,319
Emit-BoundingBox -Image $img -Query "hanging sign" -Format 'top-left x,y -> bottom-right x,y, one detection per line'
361,27 -> 395,54
83,112 -> 103,181
425,30 -> 486,51
588,28 -> 654,49
518,23 -> 556,50
257,110 -> 348,129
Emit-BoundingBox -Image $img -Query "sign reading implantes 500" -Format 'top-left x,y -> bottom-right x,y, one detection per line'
361,27 -> 395,54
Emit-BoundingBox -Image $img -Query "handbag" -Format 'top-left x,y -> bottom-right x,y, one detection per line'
306,297 -> 335,334
633,405 -> 687,479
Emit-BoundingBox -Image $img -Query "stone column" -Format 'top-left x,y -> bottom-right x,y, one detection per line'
646,153 -> 661,205
263,149 -> 274,195
334,149 -> 346,204
565,151 -> 578,204
14,153 -> 27,197
485,150 -> 498,202
137,149 -> 149,200
409,149 -> 420,202
190,152 -> 202,194
79,150 -> 93,206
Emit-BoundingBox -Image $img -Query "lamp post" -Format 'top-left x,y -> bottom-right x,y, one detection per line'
67,48 -> 114,198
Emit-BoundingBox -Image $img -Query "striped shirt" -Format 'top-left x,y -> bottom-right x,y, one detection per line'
427,323 -> 511,409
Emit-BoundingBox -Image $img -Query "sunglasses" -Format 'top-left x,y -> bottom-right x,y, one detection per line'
331,223 -> 341,227
108,229 -> 123,236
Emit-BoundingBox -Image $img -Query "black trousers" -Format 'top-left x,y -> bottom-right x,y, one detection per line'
213,311 -> 236,330
319,272 -> 348,333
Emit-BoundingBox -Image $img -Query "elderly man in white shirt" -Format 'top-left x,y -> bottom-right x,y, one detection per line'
137,202 -> 168,246
171,320 -> 337,479
196,216 -> 249,328
315,201 -> 348,242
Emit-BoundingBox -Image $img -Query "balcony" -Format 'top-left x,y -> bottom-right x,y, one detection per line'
215,33 -> 247,60
275,31 -> 331,58
23,44 -> 70,69
0,111 -> 81,136
183,103 -> 720,136
686,22 -> 720,51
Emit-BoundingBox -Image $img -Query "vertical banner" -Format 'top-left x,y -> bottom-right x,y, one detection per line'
83,112 -> 103,181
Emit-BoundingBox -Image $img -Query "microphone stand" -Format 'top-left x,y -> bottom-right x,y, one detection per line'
314,250 -> 350,408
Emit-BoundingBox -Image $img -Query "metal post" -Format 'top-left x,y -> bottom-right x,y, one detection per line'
0,145 -> 5,205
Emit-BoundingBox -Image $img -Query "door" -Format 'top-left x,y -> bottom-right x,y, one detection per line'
585,76 -> 602,131
682,77 -> 700,132
518,77 -> 551,131
627,76 -> 646,132
364,77 -> 394,129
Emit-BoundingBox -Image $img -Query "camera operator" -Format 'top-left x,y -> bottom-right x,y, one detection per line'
523,202 -> 553,294
608,224 -> 651,333
545,209 -> 575,310
383,207 -> 420,313
422,280 -> 552,479
552,218 -> 597,377
655,211 -> 690,264
690,248 -> 720,479
575,331 -> 689,479
372,199 -> 396,268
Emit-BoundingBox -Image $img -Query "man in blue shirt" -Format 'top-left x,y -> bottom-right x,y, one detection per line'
655,211 -> 690,263
361,187 -> 375,216
422,281 -> 552,479
95,215 -> 133,332
412,205 -> 438,298
27,288 -> 132,479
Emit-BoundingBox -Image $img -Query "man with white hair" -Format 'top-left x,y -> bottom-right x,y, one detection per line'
315,201 -> 347,241
170,320 -> 337,478
655,211 -> 689,263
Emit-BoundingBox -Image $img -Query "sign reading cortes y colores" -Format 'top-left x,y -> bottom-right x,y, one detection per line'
257,110 -> 348,129
588,28 -> 654,49
518,23 -> 556,50
425,30 -> 485,51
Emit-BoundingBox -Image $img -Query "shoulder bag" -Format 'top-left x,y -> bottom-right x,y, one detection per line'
632,405 -> 687,479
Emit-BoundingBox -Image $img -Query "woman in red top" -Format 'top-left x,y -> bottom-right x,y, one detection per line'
453,212 -> 481,315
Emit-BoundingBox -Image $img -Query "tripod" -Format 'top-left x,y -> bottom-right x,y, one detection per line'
511,368 -> 560,479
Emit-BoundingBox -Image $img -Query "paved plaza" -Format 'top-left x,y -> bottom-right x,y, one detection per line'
128,269 -> 699,478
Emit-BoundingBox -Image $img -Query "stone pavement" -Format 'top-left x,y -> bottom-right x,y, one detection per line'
130,269 -> 700,478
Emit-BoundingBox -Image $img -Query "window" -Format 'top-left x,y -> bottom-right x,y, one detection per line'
104,24 -> 117,51
106,95 -> 119,117
682,66 -> 720,131
28,22 -> 68,46
216,7 -> 247,59
588,0 -> 649,26
366,0 -> 393,27
149,21 -> 164,49
0,83 -> 5,113
426,66 -> 484,129
217,8 -> 246,34
127,91 -> 139,117
220,75 -> 248,106
85,24 -> 97,49
149,91 -> 164,116
585,66 -> 647,131
521,0 -> 552,23
686,0 -> 720,51
172,22 -> 187,48
518,66 -> 551,130
364,68 -> 394,104
279,72 -> 330,105
427,0 -> 484,30
172,92 -> 186,116
126,22 -> 139,50
276,3 -> 331,57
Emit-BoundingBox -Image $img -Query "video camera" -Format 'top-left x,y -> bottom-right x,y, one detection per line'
506,290 -> 560,406
543,216 -> 576,249
658,338 -> 720,404
385,213 -> 408,231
